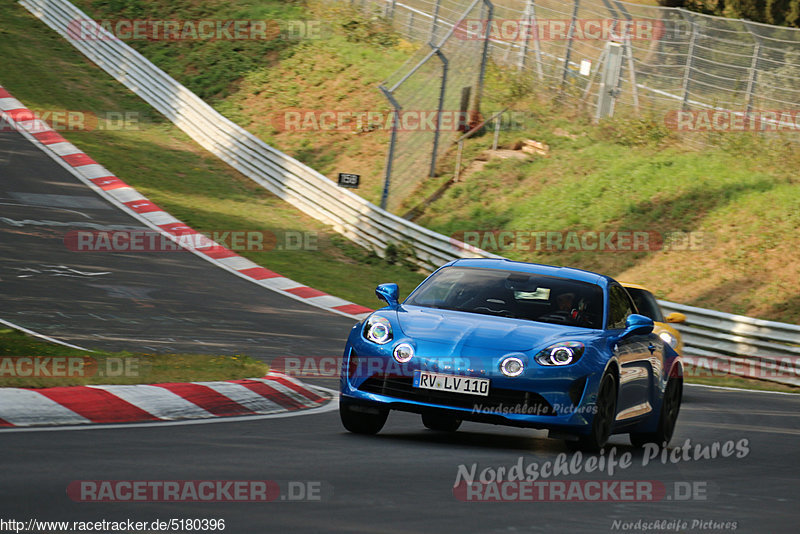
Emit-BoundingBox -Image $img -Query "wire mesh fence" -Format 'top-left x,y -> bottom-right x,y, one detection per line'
346,0 -> 800,209
374,0 -> 493,212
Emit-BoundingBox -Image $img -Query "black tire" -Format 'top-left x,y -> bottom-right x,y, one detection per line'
569,372 -> 617,452
422,412 -> 462,432
339,400 -> 388,435
630,376 -> 682,448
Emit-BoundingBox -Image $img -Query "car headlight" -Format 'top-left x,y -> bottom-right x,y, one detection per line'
659,331 -> 678,349
363,315 -> 392,344
393,343 -> 414,363
500,356 -> 524,377
535,342 -> 585,366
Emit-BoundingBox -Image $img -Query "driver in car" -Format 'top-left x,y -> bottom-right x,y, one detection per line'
557,292 -> 576,312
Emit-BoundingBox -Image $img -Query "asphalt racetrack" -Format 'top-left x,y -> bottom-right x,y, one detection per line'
1,120 -> 798,533
0,120 -> 354,360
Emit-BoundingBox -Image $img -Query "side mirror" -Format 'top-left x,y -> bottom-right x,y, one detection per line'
665,312 -> 686,324
375,283 -> 399,307
617,313 -> 654,340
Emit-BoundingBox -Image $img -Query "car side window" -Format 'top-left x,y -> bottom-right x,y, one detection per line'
608,285 -> 633,329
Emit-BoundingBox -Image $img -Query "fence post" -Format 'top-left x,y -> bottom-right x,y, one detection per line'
518,0 -> 545,80
582,45 -> 608,102
596,41 -> 624,119
454,140 -> 464,181
622,34 -> 640,113
492,114 -> 501,150
680,11 -> 697,110
388,0 -> 397,20
560,0 -> 581,91
743,22 -> 761,114
430,0 -> 442,44
429,49 -> 448,178
472,1 -> 494,119
379,86 -> 401,210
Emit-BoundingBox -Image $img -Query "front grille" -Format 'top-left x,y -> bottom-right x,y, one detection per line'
358,375 -> 555,416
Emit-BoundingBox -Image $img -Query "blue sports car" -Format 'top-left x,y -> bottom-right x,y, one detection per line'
339,258 -> 682,451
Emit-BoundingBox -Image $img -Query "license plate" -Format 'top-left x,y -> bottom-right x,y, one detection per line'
413,371 -> 490,396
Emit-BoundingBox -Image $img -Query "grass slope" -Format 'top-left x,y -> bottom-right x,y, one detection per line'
0,329 -> 266,388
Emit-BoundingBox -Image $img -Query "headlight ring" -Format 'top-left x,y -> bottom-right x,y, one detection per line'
535,341 -> 585,366
393,343 -> 414,363
500,356 -> 525,377
364,315 -> 392,344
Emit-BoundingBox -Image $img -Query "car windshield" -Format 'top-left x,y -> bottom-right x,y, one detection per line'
624,287 -> 665,322
404,266 -> 604,329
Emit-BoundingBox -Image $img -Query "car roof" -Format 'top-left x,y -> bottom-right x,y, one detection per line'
445,258 -> 611,287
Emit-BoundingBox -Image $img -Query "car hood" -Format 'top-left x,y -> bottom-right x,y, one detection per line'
396,306 -> 586,351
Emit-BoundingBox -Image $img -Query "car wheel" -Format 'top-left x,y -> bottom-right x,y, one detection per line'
630,376 -> 682,448
339,400 -> 388,435
422,412 -> 462,432
569,372 -> 617,452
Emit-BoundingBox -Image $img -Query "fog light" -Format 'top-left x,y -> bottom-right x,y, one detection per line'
393,343 -> 414,363
500,357 -> 524,377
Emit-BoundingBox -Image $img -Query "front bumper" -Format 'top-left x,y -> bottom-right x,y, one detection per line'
340,338 -> 607,432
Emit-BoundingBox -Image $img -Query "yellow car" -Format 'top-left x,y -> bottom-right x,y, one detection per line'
621,282 -> 686,355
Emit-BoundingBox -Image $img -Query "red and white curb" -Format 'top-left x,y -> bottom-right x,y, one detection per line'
0,84 -> 374,321
0,372 -> 330,427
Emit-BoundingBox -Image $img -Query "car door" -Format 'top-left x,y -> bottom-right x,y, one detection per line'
607,284 -> 654,421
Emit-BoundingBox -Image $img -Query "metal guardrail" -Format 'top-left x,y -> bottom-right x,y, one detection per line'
659,301 -> 800,387
19,0 -> 799,387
